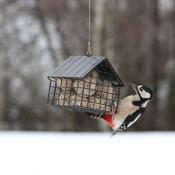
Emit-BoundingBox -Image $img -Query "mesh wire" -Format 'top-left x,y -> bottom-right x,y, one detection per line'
47,64 -> 122,115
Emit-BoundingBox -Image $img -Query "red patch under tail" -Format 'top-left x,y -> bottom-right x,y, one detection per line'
101,113 -> 115,128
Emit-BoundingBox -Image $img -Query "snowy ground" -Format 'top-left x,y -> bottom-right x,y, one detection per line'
0,132 -> 174,175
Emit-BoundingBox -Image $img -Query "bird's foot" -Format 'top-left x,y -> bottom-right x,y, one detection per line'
90,113 -> 101,119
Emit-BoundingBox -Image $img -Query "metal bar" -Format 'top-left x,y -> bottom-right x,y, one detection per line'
52,81 -> 57,105
47,80 -> 52,104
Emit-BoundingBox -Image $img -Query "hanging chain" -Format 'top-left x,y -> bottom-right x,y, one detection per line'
87,0 -> 92,56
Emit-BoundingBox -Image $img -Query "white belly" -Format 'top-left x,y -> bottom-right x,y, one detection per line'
113,117 -> 124,130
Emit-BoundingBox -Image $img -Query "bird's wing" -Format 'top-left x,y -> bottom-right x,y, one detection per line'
117,108 -> 145,132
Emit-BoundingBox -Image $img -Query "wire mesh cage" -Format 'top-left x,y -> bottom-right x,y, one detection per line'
47,56 -> 124,115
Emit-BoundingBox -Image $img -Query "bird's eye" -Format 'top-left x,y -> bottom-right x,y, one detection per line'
140,87 -> 143,91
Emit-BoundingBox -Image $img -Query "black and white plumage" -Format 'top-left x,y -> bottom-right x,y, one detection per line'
101,84 -> 153,135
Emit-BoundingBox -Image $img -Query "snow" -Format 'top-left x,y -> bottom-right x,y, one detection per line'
0,132 -> 174,175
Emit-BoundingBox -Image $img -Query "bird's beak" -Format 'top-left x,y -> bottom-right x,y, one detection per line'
128,82 -> 137,94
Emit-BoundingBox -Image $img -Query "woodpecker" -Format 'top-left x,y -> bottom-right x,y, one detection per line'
101,84 -> 153,135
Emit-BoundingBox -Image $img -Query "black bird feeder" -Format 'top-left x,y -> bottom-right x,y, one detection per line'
47,0 -> 124,117
47,56 -> 124,116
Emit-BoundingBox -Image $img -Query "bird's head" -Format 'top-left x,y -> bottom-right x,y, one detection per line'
129,83 -> 153,100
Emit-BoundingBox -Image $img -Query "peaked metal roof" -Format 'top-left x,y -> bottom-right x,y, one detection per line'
48,56 -> 124,86
48,56 -> 105,78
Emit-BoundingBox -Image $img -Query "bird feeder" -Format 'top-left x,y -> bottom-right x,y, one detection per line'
47,56 -> 124,116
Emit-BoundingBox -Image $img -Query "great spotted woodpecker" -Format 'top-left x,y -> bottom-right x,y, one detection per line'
101,83 -> 153,135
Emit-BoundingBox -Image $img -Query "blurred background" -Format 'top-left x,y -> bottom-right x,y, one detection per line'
0,0 -> 175,132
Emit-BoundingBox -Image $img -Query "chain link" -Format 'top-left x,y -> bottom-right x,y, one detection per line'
87,0 -> 92,56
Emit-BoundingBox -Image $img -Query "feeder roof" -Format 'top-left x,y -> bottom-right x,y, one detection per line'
48,56 -> 124,86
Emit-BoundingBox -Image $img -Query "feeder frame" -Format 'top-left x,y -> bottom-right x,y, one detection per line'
47,56 -> 124,116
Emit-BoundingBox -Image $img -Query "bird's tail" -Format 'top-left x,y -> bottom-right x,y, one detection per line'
111,130 -> 118,137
